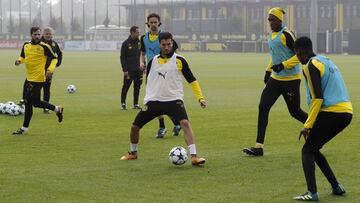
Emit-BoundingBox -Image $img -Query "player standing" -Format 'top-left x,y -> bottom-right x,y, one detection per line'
293,36 -> 352,201
140,13 -> 182,138
120,32 -> 206,165
243,7 -> 307,156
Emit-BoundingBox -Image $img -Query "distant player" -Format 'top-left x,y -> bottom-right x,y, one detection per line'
120,26 -> 142,110
120,32 -> 206,165
41,27 -> 63,113
292,36 -> 352,201
243,7 -> 307,156
13,27 -> 64,135
140,13 -> 182,138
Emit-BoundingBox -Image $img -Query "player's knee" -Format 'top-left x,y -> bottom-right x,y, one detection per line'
258,103 -> 270,113
131,124 -> 140,132
301,146 -> 316,155
289,108 -> 301,118
32,101 -> 42,107
180,120 -> 189,128
134,85 -> 140,90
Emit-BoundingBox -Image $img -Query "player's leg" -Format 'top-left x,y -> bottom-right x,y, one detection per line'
243,78 -> 282,156
121,101 -> 163,160
311,113 -> 352,195
165,100 -> 205,165
42,78 -> 51,113
13,82 -> 34,135
295,112 -> 352,200
32,83 -> 64,123
282,79 -> 307,123
171,117 -> 182,136
21,79 -> 27,101
132,70 -> 143,109
156,115 -> 167,138
121,75 -> 132,110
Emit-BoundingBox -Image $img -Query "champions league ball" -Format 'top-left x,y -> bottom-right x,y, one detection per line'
67,84 -> 76,93
0,103 -> 5,114
0,101 -> 23,116
9,105 -> 21,116
169,146 -> 188,165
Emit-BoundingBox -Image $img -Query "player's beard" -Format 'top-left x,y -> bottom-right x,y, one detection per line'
150,26 -> 158,32
32,38 -> 41,44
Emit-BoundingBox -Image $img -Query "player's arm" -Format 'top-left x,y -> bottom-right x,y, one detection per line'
280,30 -> 300,70
178,56 -> 205,107
262,58 -> 272,83
15,43 -> 26,65
303,59 -> 324,129
140,51 -> 146,70
145,58 -> 154,83
266,58 -> 273,72
55,42 -> 63,67
140,35 -> 146,69
120,40 -> 128,72
42,43 -> 58,73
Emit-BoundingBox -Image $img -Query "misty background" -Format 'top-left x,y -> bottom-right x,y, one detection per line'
0,0 -> 359,53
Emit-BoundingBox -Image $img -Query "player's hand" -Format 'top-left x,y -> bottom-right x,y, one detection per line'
15,60 -> 21,66
264,71 -> 271,84
46,71 -> 53,79
299,128 -> 310,141
199,99 -> 206,109
124,71 -> 129,77
140,63 -> 146,70
271,63 -> 284,73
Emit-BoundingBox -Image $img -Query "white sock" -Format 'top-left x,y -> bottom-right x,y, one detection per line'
21,126 -> 29,132
54,106 -> 59,112
188,144 -> 196,155
255,143 -> 264,148
130,143 -> 138,152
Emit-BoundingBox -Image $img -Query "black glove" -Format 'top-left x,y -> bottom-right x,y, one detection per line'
271,63 -> 284,73
264,71 -> 271,84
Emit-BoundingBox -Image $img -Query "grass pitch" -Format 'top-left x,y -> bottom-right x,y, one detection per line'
0,50 -> 359,202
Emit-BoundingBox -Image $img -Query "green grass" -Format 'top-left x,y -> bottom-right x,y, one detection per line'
0,50 -> 359,202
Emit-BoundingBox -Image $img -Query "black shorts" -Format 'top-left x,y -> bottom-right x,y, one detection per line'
24,81 -> 44,104
133,100 -> 188,128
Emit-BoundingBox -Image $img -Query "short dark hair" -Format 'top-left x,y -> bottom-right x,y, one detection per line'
147,13 -> 161,22
294,36 -> 313,50
158,32 -> 173,42
30,26 -> 41,35
130,26 -> 139,33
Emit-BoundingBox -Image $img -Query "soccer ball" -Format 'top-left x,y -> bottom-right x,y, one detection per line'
9,105 -> 21,116
5,102 -> 15,115
0,103 -> 5,114
169,146 -> 188,165
18,106 -> 25,114
67,84 -> 76,93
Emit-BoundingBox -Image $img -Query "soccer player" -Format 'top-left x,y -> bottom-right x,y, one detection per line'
41,27 -> 63,113
120,32 -> 206,166
292,36 -> 352,201
140,13 -> 182,138
243,7 -> 307,156
13,27 -> 64,135
120,26 -> 142,110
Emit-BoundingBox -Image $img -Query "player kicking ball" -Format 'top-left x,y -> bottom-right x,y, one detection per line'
120,32 -> 206,165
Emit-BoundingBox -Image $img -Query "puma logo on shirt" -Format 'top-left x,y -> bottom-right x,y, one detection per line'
158,72 -> 167,79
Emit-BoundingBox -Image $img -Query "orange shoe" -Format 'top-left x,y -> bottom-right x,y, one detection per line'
191,156 -> 206,165
120,151 -> 138,160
